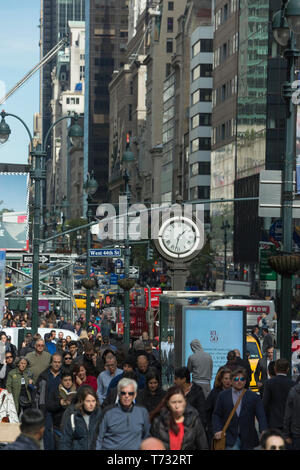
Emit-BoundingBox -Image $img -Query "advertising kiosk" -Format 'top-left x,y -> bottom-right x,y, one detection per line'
159,293 -> 246,389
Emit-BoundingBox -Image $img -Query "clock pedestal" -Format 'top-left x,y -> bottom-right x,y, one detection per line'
166,261 -> 191,291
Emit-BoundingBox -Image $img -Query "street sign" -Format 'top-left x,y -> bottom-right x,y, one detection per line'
259,170 -> 300,218
90,249 -> 122,258
129,266 -> 139,279
259,242 -> 277,290
114,259 -> 123,268
110,273 -> 119,285
22,254 -> 50,264
115,268 -> 124,274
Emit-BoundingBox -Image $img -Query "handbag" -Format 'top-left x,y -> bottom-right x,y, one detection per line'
0,393 -> 10,423
212,389 -> 246,450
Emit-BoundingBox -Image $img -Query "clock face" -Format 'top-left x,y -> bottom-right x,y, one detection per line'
158,216 -> 201,259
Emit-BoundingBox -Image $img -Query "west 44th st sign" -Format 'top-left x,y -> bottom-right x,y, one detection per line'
22,254 -> 50,264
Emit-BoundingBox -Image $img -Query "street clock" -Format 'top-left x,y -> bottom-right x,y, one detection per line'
154,215 -> 204,263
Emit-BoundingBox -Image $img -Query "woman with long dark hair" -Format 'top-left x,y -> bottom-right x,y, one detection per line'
205,367 -> 232,445
59,386 -> 102,450
135,368 -> 166,413
150,385 -> 208,450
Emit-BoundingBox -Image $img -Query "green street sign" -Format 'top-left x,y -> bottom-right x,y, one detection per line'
259,242 -> 277,286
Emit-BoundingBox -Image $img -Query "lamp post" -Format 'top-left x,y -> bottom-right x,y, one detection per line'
221,220 -> 230,281
84,172 -> 99,325
122,139 -> 135,347
0,111 -> 83,334
272,0 -> 300,366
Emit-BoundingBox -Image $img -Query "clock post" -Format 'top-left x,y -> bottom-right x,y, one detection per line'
153,203 -> 205,290
167,262 -> 191,291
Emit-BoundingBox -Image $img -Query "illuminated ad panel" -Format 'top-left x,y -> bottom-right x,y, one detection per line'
183,307 -> 246,387
0,172 -> 29,250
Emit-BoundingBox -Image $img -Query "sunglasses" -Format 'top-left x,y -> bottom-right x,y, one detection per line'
120,391 -> 135,396
65,357 -> 72,360
5,356 -> 13,359
233,377 -> 246,382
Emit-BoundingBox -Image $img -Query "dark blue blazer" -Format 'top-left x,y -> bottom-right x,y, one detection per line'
212,388 -> 268,449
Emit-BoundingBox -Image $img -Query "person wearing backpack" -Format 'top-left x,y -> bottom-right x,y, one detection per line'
59,386 -> 101,450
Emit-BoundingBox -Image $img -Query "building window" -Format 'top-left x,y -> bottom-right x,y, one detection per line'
167,17 -> 174,33
192,39 -> 213,57
192,65 -> 201,81
192,40 -> 201,57
168,1 -> 174,10
191,114 -> 199,129
223,3 -> 228,21
192,88 -> 212,104
201,39 -> 213,52
200,64 -> 213,77
198,186 -> 210,199
190,162 -> 211,176
166,39 -> 173,53
129,104 -> 132,121
191,137 -> 211,152
166,63 -> 172,77
191,113 -> 212,128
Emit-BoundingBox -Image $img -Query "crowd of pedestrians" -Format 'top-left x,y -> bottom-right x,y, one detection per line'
0,310 -> 298,451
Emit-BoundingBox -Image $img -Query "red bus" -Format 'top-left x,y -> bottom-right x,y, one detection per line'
129,287 -> 162,338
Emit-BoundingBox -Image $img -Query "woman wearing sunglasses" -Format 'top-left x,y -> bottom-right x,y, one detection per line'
212,367 -> 268,450
62,351 -> 73,375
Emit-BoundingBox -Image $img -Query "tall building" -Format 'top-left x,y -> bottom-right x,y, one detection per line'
211,0 -> 292,288
233,0 -> 288,280
160,0 -> 213,214
84,0 -> 129,205
210,0 -> 240,276
40,0 -> 85,142
45,21 -> 85,222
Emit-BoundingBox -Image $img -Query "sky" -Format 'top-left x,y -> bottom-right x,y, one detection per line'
0,174 -> 28,212
0,1 -> 40,165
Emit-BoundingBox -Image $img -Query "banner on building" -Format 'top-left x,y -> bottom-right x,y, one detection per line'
0,249 -> 5,324
0,172 -> 29,250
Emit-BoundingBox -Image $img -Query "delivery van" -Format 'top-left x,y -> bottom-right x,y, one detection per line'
208,298 -> 276,327
0,327 -> 78,350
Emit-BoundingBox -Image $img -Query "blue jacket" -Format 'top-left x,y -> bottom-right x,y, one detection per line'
96,402 -> 150,450
212,388 -> 268,449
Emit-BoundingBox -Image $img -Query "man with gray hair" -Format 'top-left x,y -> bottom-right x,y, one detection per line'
95,378 -> 150,450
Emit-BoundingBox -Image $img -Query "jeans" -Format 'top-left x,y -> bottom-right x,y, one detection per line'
226,437 -> 242,450
43,411 -> 55,450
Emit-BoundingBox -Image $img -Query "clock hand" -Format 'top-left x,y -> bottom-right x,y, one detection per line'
175,228 -> 188,250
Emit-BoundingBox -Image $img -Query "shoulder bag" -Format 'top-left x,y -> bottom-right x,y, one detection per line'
212,389 -> 246,450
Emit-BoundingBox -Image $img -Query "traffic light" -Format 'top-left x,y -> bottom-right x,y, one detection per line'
147,244 -> 154,260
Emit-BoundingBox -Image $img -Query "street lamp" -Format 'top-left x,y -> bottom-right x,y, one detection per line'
0,110 -> 83,334
272,0 -> 300,367
84,172 -> 99,325
221,220 -> 230,281
122,138 -> 136,347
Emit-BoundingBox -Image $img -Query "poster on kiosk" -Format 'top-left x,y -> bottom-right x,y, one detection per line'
176,306 -> 246,388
